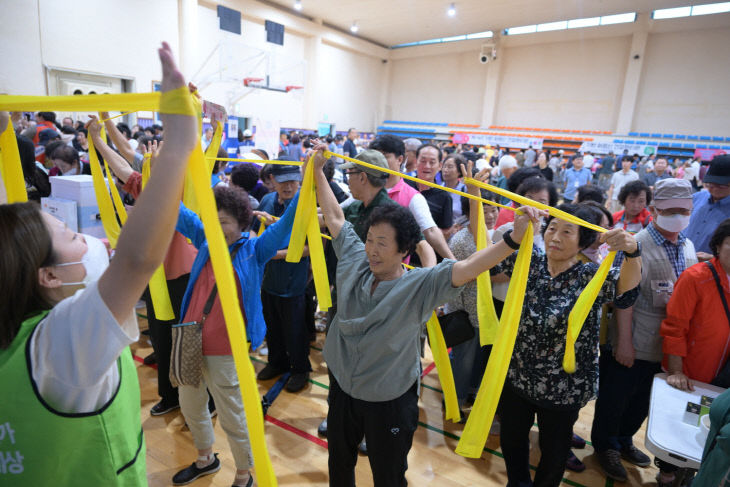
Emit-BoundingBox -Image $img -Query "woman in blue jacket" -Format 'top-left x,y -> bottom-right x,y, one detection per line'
172,184 -> 299,487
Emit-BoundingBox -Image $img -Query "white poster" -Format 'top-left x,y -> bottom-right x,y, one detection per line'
255,118 -> 281,161
580,137 -> 658,156
453,132 -> 543,150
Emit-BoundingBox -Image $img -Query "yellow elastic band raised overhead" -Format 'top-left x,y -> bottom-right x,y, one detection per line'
185,139 -> 277,485
0,87 -> 196,116
464,177 -> 608,233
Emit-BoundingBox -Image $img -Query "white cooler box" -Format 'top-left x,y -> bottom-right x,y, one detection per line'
646,373 -> 726,469
41,197 -> 78,231
49,175 -> 106,238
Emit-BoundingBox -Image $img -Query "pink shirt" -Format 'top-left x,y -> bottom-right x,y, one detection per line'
182,260 -> 246,355
123,172 -> 197,280
387,177 -> 419,207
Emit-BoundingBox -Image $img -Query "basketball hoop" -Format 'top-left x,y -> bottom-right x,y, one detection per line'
243,77 -> 264,87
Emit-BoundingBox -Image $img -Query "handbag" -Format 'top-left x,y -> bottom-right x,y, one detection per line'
704,261 -> 730,388
169,246 -> 241,387
437,291 -> 476,348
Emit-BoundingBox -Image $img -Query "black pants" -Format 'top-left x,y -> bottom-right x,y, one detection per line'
591,350 -> 661,452
328,378 -> 418,487
498,385 -> 580,487
261,290 -> 311,373
142,273 -> 190,404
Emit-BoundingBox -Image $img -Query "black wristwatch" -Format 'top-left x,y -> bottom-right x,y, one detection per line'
624,241 -> 642,259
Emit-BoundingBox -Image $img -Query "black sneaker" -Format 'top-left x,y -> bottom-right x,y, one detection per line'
317,419 -> 328,437
621,444 -> 651,467
596,449 -> 628,482
285,372 -> 310,392
172,454 -> 221,485
571,433 -> 586,449
150,400 -> 180,416
256,364 -> 287,381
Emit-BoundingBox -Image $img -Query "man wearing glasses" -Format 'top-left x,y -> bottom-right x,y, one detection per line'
686,155 -> 730,260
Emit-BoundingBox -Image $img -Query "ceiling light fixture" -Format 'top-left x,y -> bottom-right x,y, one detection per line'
447,3 -> 456,16
293,0 -> 302,11
350,21 -> 359,33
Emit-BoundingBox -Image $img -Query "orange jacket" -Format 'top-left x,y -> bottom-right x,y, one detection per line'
661,258 -> 730,383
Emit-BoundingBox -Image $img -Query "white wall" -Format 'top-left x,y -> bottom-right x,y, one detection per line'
633,27 -> 730,137
495,36 -> 631,131
388,50 -> 488,124
387,18 -> 730,136
317,43 -> 386,132
0,0 -> 179,96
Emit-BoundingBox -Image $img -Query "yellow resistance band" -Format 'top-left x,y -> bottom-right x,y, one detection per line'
475,200 -> 499,346
0,120 -> 27,203
207,157 -> 303,166
205,121 -> 224,174
0,89 -> 195,115
139,154 -> 175,321
186,139 -> 277,485
284,155 -> 331,310
456,225 -> 535,458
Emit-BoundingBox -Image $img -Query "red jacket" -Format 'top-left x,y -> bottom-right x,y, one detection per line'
660,258 -> 730,383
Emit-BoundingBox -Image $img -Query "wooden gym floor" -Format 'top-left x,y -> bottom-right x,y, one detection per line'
132,312 -> 660,486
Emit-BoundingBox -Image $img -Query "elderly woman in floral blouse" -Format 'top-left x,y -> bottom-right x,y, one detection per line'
464,168 -> 643,487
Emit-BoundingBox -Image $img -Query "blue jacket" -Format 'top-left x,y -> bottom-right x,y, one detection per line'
176,192 -> 300,349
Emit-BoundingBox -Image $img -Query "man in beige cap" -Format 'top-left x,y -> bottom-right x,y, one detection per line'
592,178 -> 697,484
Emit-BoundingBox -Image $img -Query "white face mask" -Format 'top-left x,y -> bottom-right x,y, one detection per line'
656,213 -> 690,233
55,235 -> 110,286
63,167 -> 78,176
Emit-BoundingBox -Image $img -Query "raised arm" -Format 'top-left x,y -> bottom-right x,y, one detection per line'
86,115 -> 134,184
97,43 -> 197,323
100,111 -> 136,165
599,229 -> 642,295
310,143 -> 345,239
451,206 -> 545,287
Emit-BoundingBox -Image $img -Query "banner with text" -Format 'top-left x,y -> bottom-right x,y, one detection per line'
255,118 -> 281,161
579,137 -> 658,156
453,132 -> 543,150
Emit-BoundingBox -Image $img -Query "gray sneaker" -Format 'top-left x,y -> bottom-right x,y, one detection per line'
621,444 -> 651,467
596,449 -> 628,482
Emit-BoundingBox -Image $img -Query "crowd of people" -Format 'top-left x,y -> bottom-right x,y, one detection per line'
1,44 -> 729,487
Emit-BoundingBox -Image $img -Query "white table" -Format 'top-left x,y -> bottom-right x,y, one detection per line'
645,373 -> 725,469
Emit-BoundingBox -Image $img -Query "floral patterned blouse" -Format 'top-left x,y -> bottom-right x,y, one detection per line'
493,246 -> 622,409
